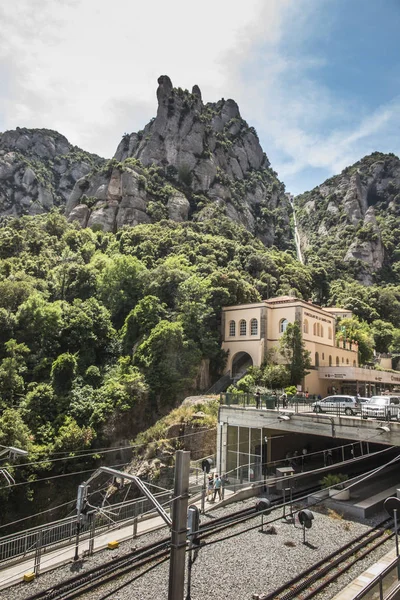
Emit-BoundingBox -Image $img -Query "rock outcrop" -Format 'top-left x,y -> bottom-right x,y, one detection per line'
66,76 -> 292,249
295,152 -> 400,284
0,128 -> 104,218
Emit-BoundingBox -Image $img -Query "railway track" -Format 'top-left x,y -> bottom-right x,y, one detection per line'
259,517 -> 394,600
22,505 -> 257,600
21,485 -> 385,600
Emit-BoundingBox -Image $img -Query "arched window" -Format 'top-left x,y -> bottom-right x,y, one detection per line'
239,319 -> 247,336
229,320 -> 236,336
329,355 -> 332,366
279,319 -> 288,333
336,357 -> 340,366
328,327 -> 332,340
313,323 -> 317,335
346,358 -> 349,365
320,325 -> 324,337
303,319 -> 309,334
317,323 -> 321,336
342,357 -> 344,363
315,352 -> 319,367
250,318 -> 258,336
353,360 -> 356,367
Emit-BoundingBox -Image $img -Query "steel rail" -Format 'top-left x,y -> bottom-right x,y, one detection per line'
259,518 -> 394,600
20,504 -> 262,600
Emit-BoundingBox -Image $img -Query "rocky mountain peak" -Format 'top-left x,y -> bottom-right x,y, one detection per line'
0,128 -> 104,218
0,128 -> 71,159
295,151 -> 400,284
66,76 -> 291,249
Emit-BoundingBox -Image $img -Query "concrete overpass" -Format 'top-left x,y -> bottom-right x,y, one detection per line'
216,405 -> 400,479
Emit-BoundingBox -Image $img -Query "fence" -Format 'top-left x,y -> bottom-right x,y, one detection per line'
0,488 -> 180,566
220,393 -> 315,412
221,439 -> 377,490
221,393 -> 400,419
354,555 -> 400,599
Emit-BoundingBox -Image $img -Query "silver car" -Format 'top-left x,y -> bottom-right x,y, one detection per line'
312,395 -> 358,416
361,396 -> 400,420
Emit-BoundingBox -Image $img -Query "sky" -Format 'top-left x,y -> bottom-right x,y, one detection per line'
0,0 -> 399,194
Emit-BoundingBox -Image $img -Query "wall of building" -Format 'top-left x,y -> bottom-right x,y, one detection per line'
222,304 -> 266,373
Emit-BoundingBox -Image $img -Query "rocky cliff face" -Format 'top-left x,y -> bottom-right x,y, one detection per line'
0,128 -> 104,218
295,152 -> 400,284
65,76 -> 292,249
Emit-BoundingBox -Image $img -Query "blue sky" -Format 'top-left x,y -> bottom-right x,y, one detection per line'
0,0 -> 399,194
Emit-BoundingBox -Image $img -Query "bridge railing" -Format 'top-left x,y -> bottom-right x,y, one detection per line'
0,483 -> 199,566
353,554 -> 400,599
220,393 -> 315,412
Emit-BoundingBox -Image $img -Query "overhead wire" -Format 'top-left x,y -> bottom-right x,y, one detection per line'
2,451 -> 398,588
197,451 -> 400,545
195,447 -> 398,537
9,427 -> 215,470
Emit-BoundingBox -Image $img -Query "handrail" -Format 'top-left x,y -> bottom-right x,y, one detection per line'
353,554 -> 400,599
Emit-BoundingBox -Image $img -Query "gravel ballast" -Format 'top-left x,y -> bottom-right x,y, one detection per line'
1,498 -> 395,600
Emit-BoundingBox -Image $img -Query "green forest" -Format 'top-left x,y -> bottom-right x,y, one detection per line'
1,210 -> 400,509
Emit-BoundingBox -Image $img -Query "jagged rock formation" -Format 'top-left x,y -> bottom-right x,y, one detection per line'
295,152 -> 400,284
66,76 -> 292,248
0,128 -> 104,218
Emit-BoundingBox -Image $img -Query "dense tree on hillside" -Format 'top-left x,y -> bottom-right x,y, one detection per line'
0,210 -> 399,505
280,322 -> 311,386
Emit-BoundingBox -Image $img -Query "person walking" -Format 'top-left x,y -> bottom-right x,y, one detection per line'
213,474 -> 222,501
254,389 -> 261,409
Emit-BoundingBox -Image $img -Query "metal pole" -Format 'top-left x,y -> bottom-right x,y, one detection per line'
394,509 -> 400,579
34,530 -> 42,576
219,423 -> 223,476
74,521 -> 81,561
89,515 -> 95,556
168,450 -> 190,600
282,488 -> 286,519
201,469 -> 206,514
186,537 -> 193,600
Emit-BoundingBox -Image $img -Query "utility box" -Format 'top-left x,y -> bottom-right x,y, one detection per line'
108,540 -> 119,550
275,467 -> 295,490
23,572 -> 36,583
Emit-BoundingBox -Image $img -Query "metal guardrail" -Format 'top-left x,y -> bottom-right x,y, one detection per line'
220,393 -> 318,413
221,393 -> 400,420
0,483 -> 208,566
354,554 -> 400,599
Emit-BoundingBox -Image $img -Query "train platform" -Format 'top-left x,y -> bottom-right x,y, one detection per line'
332,547 -> 398,600
0,488 -> 234,590
307,463 -> 400,520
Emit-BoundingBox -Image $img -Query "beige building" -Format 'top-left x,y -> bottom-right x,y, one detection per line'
221,296 -> 397,397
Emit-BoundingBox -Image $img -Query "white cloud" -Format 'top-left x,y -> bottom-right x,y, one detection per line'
0,0 -> 398,193
0,0 -> 291,156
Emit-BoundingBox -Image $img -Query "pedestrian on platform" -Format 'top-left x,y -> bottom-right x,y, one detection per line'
213,474 -> 222,501
302,447 -> 308,469
254,389 -> 261,409
280,392 -> 288,408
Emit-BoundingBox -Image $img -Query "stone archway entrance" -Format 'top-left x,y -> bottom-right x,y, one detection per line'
232,352 -> 253,379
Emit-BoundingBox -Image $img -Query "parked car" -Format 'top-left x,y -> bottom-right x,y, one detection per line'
361,396 -> 400,420
312,395 -> 358,416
